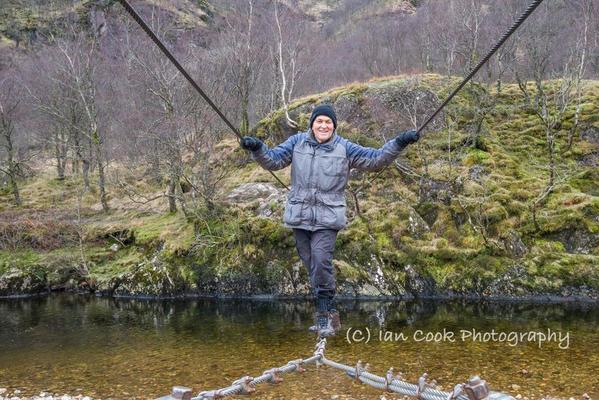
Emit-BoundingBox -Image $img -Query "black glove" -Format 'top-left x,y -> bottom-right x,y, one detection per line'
240,136 -> 263,152
395,129 -> 419,147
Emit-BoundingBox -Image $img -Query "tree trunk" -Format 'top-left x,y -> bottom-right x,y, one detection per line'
71,129 -> 81,175
177,180 -> 188,218
9,172 -> 21,206
7,142 -> 21,206
82,159 -> 90,190
97,157 -> 108,212
2,117 -> 21,206
55,128 -> 67,180
167,172 -> 177,213
93,129 -> 109,212
547,127 -> 555,187
240,68 -> 250,136
149,138 -> 161,184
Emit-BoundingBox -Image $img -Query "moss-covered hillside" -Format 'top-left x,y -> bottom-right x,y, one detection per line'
1,74 -> 598,299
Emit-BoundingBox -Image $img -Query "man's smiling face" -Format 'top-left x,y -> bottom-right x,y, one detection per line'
312,115 -> 335,143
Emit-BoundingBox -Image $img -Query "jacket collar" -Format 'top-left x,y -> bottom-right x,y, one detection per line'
307,129 -> 337,151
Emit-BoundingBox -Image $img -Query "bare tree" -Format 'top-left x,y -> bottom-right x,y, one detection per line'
455,0 -> 486,74
125,31 -> 187,213
219,0 -> 270,134
54,35 -> 109,211
25,44 -> 93,186
272,0 -> 305,128
0,78 -> 23,206
455,177 -> 502,250
430,1 -> 460,76
565,0 -> 593,150
515,3 -> 587,230
413,3 -> 435,73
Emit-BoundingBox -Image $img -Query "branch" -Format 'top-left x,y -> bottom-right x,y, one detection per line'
274,0 -> 298,129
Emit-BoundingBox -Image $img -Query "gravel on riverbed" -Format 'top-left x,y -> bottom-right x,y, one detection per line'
0,389 -> 93,400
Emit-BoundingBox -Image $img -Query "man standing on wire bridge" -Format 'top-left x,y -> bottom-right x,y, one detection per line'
241,104 -> 419,338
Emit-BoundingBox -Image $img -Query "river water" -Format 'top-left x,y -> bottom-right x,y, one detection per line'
0,295 -> 597,399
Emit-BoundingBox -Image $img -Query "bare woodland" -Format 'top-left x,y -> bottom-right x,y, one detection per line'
0,0 -> 598,220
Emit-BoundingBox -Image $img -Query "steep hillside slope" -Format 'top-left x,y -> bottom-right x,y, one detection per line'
0,0 -> 214,48
0,0 -> 415,49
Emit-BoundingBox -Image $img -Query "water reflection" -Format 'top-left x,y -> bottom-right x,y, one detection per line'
0,295 -> 597,399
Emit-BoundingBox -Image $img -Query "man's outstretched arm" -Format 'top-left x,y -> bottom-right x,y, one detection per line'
241,133 -> 303,171
345,130 -> 419,171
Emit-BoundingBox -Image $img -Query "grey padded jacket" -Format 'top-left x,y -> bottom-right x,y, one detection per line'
252,130 -> 408,231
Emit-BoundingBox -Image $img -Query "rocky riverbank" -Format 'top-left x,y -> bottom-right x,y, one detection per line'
0,390 -> 92,400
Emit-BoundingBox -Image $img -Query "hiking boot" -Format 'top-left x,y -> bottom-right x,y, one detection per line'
316,311 -> 335,338
329,309 -> 341,332
310,310 -> 342,333
309,297 -> 329,332
308,311 -> 327,333
309,310 -> 341,335
308,297 -> 337,336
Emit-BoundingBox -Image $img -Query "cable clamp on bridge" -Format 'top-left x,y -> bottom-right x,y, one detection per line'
447,383 -> 465,400
263,368 -> 284,384
286,358 -> 306,373
416,372 -> 431,399
464,376 -> 490,400
353,361 -> 364,382
232,376 -> 255,395
385,367 -> 395,392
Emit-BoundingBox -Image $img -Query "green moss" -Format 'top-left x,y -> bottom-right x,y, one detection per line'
427,262 -> 458,287
0,250 -> 42,274
463,148 -> 491,166
89,247 -> 144,280
483,204 -> 509,224
525,253 -> 599,289
570,169 -> 599,196
132,212 -> 194,250
335,259 -> 368,283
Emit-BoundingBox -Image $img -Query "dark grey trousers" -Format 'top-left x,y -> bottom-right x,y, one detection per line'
293,228 -> 338,300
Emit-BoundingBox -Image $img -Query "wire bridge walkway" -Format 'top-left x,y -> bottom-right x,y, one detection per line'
157,338 -> 515,400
